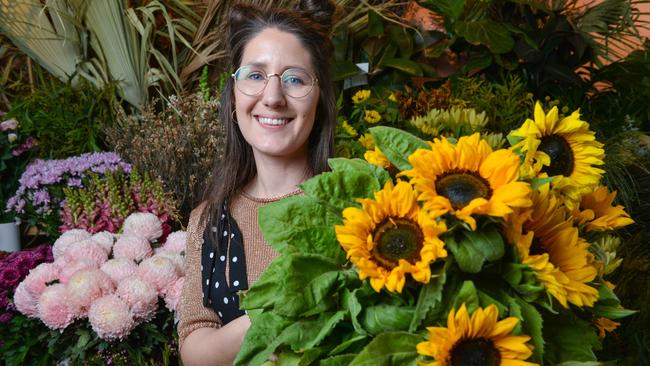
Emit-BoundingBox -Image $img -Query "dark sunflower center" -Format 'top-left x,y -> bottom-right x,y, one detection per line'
450,338 -> 501,366
528,237 -> 548,256
435,170 -> 492,210
372,218 -> 423,269
539,135 -> 574,177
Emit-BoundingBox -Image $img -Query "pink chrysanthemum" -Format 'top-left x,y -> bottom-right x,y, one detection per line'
137,256 -> 179,292
116,277 -> 158,321
159,231 -> 187,255
66,269 -> 115,316
122,212 -> 163,242
162,277 -> 184,313
57,259 -> 95,284
53,229 -> 91,260
13,281 -> 38,317
88,294 -> 135,341
63,239 -> 109,268
101,258 -> 138,284
112,234 -> 152,263
37,283 -> 75,330
91,231 -> 115,254
154,252 -> 185,276
22,262 -> 61,296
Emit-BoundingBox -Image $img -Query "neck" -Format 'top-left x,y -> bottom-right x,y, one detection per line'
244,153 -> 311,199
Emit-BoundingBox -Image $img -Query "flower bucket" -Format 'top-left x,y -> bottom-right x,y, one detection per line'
0,221 -> 20,252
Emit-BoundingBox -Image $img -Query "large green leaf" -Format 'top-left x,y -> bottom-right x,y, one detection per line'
259,195 -> 344,261
342,288 -> 368,335
348,332 -> 420,366
328,158 -> 391,187
300,170 -> 380,212
409,266 -> 446,332
369,126 -> 428,171
332,60 -> 363,81
321,354 -> 358,366
361,305 -> 415,335
543,312 -> 600,364
450,280 -> 480,314
367,10 -> 384,37
240,256 -> 285,310
444,227 -> 505,274
273,254 -> 343,316
425,0 -> 465,19
235,312 -> 292,366
513,297 -> 544,363
455,19 -> 515,54
377,58 -> 423,76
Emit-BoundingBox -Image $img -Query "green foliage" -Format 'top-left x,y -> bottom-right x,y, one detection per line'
0,305 -> 180,366
452,75 -> 533,132
5,78 -> 112,159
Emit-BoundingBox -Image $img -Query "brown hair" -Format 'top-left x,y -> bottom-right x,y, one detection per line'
201,0 -> 336,246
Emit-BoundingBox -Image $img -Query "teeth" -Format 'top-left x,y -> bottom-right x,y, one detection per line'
258,117 -> 290,126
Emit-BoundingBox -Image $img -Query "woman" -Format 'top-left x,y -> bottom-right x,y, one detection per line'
178,1 -> 336,364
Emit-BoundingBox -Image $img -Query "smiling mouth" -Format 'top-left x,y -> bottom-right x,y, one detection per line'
256,116 -> 292,126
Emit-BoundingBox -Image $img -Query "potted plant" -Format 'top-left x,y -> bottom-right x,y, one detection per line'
0,115 -> 35,252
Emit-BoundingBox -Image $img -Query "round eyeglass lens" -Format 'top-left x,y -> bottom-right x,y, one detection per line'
233,65 -> 315,98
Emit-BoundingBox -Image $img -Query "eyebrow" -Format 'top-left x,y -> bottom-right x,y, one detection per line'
244,62 -> 313,73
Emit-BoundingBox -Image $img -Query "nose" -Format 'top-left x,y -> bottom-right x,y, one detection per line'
261,74 -> 286,107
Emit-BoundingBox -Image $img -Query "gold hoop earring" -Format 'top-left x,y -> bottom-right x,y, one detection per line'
231,110 -> 238,124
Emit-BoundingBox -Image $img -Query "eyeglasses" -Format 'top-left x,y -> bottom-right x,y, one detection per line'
232,65 -> 318,98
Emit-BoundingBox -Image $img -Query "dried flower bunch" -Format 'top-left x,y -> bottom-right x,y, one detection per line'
59,168 -> 179,237
106,93 -> 224,221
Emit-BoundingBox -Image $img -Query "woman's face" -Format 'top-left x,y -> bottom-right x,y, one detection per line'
234,28 -> 319,163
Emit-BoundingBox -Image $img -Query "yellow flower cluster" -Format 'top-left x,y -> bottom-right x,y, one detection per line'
364,110 -> 381,124
352,89 -> 371,104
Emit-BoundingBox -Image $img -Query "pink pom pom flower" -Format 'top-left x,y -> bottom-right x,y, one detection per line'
112,234 -> 152,263
154,252 -> 185,276
116,277 -> 158,321
66,269 -> 115,316
91,231 -> 115,254
159,231 -> 187,255
22,262 -> 60,297
37,283 -> 75,330
101,258 -> 138,284
13,281 -> 38,317
88,294 -> 135,341
52,229 -> 91,260
163,277 -> 184,313
57,259 -> 95,284
137,256 -> 179,292
63,239 -> 109,268
122,212 -> 163,242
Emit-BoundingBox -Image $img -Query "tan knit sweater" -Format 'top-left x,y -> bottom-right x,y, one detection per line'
177,191 -> 297,346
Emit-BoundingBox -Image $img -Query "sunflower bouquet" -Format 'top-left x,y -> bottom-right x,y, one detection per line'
235,102 -> 634,366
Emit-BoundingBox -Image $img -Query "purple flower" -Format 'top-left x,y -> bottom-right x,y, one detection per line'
0,290 -> 8,308
11,136 -> 35,157
0,312 -> 13,323
0,267 -> 21,290
14,256 -> 36,276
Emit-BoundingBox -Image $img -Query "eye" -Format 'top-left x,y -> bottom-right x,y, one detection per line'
246,71 -> 266,81
282,68 -> 312,86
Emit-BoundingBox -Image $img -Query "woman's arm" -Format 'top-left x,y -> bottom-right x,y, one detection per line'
178,203 -> 250,365
180,315 -> 250,366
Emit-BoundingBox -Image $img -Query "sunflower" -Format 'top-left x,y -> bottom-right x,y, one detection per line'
507,185 -> 599,308
364,110 -> 382,124
341,120 -> 358,137
335,180 -> 447,293
358,133 -> 375,150
352,89 -> 371,104
572,186 -> 634,232
402,133 -> 532,230
417,303 -> 537,366
511,102 -> 605,206
364,147 -> 391,169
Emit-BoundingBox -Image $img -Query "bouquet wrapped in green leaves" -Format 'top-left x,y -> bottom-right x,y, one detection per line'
235,102 -> 634,366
